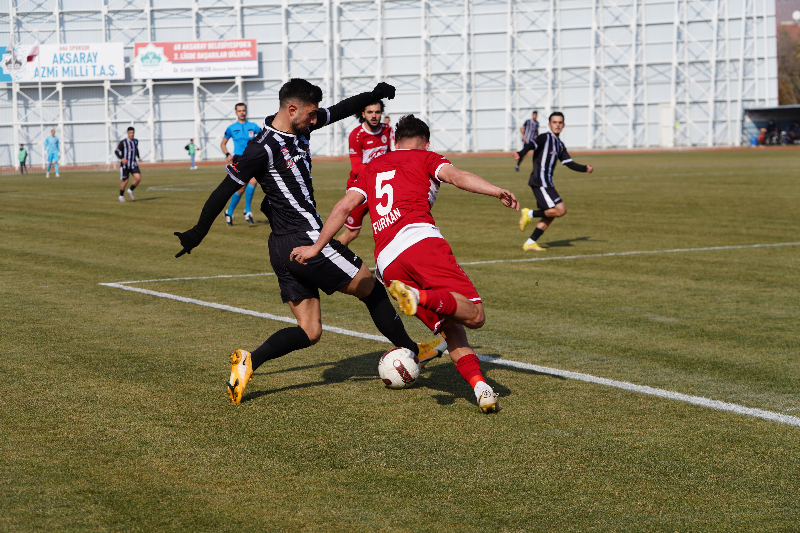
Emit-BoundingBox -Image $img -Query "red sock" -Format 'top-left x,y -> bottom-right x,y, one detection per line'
455,353 -> 485,389
417,289 -> 457,316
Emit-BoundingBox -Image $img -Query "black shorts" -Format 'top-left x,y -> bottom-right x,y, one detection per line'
269,231 -> 363,303
531,185 -> 562,210
120,165 -> 141,180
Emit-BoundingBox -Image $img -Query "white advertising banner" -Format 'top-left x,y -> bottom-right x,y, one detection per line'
0,42 -> 125,83
133,40 -> 258,79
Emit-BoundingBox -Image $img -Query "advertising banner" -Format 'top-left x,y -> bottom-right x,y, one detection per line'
133,39 -> 258,79
0,42 -> 125,83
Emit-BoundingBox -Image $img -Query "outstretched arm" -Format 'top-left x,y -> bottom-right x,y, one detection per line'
174,176 -> 241,257
560,147 -> 592,173
514,140 -> 537,161
290,190 -> 366,264
438,165 -> 519,211
316,83 -> 396,129
174,145 -> 267,257
564,161 -> 593,173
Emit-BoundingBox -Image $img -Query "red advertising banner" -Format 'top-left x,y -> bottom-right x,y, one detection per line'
133,39 -> 258,79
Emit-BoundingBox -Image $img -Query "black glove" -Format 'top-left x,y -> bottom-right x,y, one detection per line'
174,227 -> 205,258
372,82 -> 396,100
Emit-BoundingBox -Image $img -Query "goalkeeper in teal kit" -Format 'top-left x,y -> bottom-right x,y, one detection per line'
44,129 -> 60,178
220,102 -> 261,225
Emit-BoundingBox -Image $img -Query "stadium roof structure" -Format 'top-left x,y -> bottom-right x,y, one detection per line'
743,105 -> 800,122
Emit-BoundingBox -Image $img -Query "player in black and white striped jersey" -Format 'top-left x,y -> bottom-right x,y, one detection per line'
115,127 -> 142,203
174,78 -> 436,404
515,110 -> 539,172
514,112 -> 594,251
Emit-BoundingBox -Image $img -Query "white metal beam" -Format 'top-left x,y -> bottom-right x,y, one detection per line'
587,0 -> 598,148
420,0 -> 429,123
504,0 -> 513,152
708,0 -> 719,147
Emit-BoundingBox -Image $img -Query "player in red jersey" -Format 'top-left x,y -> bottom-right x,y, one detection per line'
290,115 -> 519,413
337,99 -> 393,246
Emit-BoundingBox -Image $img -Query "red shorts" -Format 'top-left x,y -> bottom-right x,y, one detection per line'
381,237 -> 481,334
344,201 -> 369,230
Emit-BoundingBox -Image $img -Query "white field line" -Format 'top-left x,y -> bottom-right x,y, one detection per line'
98,283 -> 386,342
110,241 -> 800,285
459,242 -> 800,267
100,281 -> 800,427
478,356 -> 800,427
116,272 -> 276,285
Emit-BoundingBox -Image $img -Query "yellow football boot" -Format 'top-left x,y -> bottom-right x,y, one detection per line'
417,338 -> 446,368
522,241 -> 545,252
519,208 -> 532,231
227,349 -> 254,405
388,280 -> 418,316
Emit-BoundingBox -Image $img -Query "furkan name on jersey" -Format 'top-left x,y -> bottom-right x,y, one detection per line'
372,208 -> 402,234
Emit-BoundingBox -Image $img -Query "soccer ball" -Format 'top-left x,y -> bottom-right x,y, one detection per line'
378,347 -> 420,389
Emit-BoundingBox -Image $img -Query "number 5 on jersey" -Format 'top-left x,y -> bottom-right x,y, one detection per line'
375,170 -> 395,216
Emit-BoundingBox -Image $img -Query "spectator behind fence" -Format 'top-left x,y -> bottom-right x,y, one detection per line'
765,120 -> 779,145
787,121 -> 800,144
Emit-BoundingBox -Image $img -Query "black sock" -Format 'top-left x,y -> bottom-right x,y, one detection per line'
531,227 -> 545,241
360,282 -> 419,355
129,184 -> 137,191
119,190 -> 124,196
531,209 -> 545,218
251,326 -> 311,370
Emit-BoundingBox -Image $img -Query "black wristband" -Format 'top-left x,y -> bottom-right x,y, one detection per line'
225,152 -> 230,157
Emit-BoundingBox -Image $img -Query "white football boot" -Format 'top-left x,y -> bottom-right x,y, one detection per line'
477,387 -> 502,414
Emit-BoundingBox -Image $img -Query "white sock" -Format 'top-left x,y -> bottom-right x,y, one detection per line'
525,238 -> 535,245
473,381 -> 492,399
409,285 -> 420,300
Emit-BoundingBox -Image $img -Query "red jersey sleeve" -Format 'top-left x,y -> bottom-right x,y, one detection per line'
425,152 -> 453,182
348,168 -> 369,205
348,127 -> 365,179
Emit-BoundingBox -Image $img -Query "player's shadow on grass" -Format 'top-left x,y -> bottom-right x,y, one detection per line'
543,236 -> 601,248
132,196 -> 166,202
245,349 -> 558,406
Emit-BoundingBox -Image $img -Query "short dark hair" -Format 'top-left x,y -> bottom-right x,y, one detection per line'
395,114 -> 430,143
549,112 -> 564,122
356,100 -> 385,123
279,78 -> 323,107
532,110 -> 538,114
127,126 -> 135,132
235,102 -> 246,110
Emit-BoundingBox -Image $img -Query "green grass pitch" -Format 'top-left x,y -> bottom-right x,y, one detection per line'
1,149 -> 799,531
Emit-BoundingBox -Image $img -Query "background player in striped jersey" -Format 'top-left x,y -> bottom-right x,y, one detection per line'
514,112 -> 593,251
515,110 -> 538,172
291,115 -> 520,413
337,99 -> 393,245
221,103 -> 261,225
115,127 -> 142,203
44,129 -> 60,178
174,79 -> 437,405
